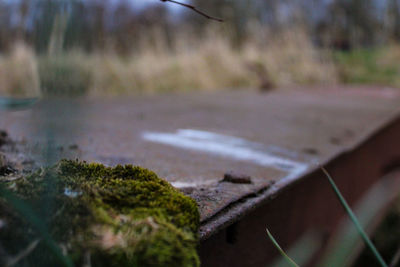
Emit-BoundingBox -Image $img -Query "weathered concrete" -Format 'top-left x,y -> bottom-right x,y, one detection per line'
1,85 -> 400,266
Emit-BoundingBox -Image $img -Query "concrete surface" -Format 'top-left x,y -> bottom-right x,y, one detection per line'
1,85 -> 400,265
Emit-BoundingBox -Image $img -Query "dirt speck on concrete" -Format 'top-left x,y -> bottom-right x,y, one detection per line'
221,172 -> 252,184
329,136 -> 342,145
0,130 -> 10,147
0,153 -> 10,176
0,132 -> 15,176
68,144 -> 79,150
0,129 -> 34,176
302,147 -> 319,155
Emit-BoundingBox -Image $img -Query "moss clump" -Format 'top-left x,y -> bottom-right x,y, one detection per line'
0,160 -> 200,266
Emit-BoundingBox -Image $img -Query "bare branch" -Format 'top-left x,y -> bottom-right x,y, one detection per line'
160,0 -> 223,22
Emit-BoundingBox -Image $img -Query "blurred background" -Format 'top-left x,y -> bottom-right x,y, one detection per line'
1,1 -> 400,266
1,0 -> 400,97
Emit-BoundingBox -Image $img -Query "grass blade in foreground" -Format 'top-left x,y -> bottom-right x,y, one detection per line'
321,167 -> 388,267
266,228 -> 299,267
0,185 -> 73,267
269,231 -> 321,267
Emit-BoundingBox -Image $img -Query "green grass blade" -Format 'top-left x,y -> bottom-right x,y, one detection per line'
321,167 -> 388,267
266,228 -> 300,267
269,231 -> 321,267
0,185 -> 73,267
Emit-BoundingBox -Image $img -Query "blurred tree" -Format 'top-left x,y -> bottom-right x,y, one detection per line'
32,0 -> 62,53
323,0 -> 382,49
385,0 -> 400,41
0,0 -> 399,53
0,2 -> 12,51
64,1 -> 92,51
16,0 -> 30,42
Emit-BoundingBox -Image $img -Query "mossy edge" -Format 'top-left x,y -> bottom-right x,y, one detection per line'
0,159 -> 200,267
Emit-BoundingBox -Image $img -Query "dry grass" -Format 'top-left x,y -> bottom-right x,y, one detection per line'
0,43 -> 41,98
0,27 -> 339,96
89,26 -> 338,95
89,28 -> 252,95
243,26 -> 338,87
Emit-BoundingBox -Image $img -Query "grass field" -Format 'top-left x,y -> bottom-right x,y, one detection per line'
334,45 -> 400,88
0,27 -> 337,97
1,29 -> 400,97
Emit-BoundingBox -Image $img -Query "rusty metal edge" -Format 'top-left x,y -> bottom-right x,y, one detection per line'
199,111 -> 400,241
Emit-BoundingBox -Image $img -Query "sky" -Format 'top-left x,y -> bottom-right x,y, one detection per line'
128,0 -> 181,11
133,0 -> 186,18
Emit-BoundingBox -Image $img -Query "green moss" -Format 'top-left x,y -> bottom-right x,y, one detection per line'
0,160 -> 200,267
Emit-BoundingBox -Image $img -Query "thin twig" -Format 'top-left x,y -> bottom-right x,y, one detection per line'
6,239 -> 40,267
160,0 -> 223,22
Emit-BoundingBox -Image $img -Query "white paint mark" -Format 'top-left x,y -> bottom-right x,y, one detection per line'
142,129 -> 309,181
170,180 -> 215,188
